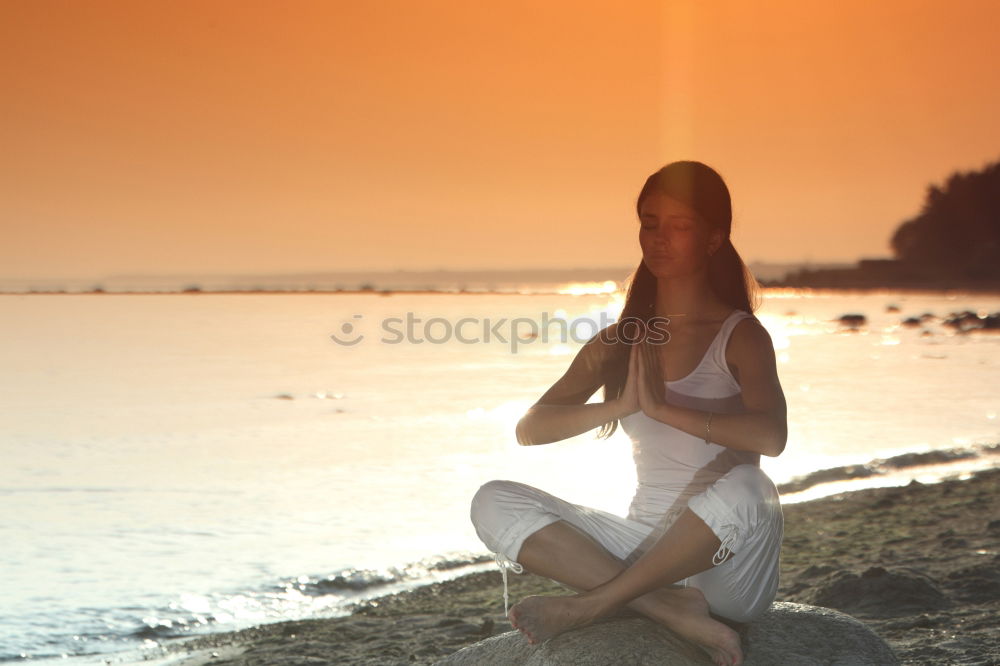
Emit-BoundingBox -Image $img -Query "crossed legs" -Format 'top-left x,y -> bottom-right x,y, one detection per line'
508,509 -> 743,666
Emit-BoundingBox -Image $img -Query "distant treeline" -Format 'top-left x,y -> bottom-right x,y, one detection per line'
891,156 -> 1000,279
777,155 -> 1000,289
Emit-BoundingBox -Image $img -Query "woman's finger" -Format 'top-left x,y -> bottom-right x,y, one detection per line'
635,341 -> 647,399
627,337 -> 638,378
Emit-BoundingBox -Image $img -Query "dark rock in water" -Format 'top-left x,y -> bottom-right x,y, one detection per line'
807,566 -> 950,618
435,602 -> 899,665
944,310 -> 986,331
882,448 -> 977,468
776,463 -> 878,494
837,313 -> 867,328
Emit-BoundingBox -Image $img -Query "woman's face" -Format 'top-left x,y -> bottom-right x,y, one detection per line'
638,191 -> 721,278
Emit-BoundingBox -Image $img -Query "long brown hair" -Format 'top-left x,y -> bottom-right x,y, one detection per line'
596,161 -> 761,439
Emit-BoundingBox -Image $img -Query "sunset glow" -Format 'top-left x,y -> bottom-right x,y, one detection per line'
2,1 -> 999,282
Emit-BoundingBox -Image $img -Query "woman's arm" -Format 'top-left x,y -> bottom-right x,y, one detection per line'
516,326 -> 635,446
639,318 -> 788,457
516,401 -> 632,446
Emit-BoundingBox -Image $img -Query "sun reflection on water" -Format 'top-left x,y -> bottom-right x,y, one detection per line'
556,280 -> 621,296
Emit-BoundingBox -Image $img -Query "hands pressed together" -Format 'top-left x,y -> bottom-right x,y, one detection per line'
617,336 -> 665,420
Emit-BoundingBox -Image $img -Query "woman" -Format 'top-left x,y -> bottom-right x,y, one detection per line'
469,161 -> 787,666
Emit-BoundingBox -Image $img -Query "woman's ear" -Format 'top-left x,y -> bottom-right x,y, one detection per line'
707,229 -> 724,256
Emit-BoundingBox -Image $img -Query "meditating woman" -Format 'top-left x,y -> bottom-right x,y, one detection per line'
469,160 -> 787,666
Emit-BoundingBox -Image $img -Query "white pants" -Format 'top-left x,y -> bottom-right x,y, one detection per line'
469,464 -> 783,623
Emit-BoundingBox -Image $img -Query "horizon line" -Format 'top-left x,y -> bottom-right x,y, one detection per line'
0,258 -> 881,283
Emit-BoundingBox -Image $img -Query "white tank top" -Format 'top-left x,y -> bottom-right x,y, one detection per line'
620,308 -> 760,527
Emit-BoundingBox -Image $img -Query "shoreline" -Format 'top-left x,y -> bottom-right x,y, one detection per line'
128,465 -> 1000,666
5,284 -> 1000,296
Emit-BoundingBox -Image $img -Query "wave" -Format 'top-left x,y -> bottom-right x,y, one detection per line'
0,551 -> 498,664
777,442 -> 1000,495
285,552 -> 496,596
119,551 -> 496,643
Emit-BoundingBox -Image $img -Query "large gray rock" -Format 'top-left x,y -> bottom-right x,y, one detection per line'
435,601 -> 899,665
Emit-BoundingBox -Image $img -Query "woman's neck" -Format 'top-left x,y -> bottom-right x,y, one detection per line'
652,274 -> 724,321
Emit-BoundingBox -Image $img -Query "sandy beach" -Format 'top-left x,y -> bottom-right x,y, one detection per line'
136,466 -> 1000,666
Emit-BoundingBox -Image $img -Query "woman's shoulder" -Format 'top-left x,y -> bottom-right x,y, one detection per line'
729,308 -> 759,329
726,311 -> 775,361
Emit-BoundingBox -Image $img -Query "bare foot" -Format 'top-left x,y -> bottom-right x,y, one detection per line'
507,594 -> 600,645
644,586 -> 743,666
507,587 -> 743,666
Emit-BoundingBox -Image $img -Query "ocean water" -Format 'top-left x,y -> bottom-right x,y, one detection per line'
1,287 -> 998,664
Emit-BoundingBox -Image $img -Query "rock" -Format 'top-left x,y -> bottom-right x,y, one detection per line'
741,603 -> 898,665
837,313 -> 867,328
944,563 -> 1000,603
435,601 -> 899,665
944,310 -> 984,331
806,566 -> 950,617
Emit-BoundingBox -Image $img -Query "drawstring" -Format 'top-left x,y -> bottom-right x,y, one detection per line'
494,551 -> 524,615
713,525 -> 740,565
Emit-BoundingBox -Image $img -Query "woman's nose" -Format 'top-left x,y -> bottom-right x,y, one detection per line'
652,231 -> 672,247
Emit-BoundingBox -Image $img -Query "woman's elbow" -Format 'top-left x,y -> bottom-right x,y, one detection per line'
763,424 -> 787,457
515,415 -> 537,446
515,419 -> 529,446
764,439 -> 785,458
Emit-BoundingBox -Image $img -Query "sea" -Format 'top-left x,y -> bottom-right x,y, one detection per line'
2,272 -> 999,664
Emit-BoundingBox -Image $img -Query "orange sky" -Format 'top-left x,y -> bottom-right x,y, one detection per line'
2,0 -> 999,280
